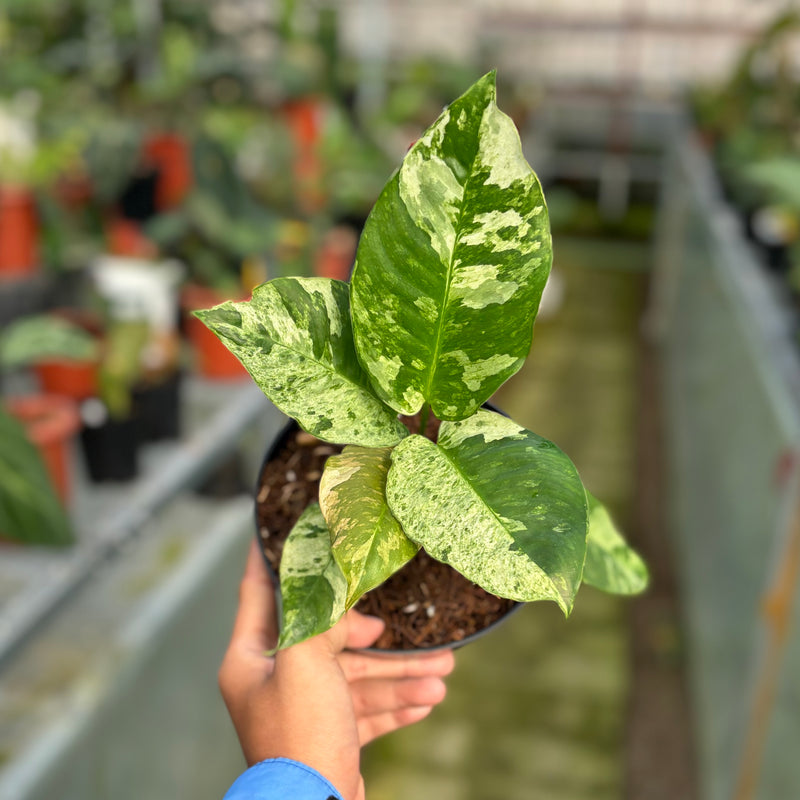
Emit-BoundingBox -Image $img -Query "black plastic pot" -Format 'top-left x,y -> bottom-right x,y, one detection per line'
133,371 -> 182,442
80,414 -> 139,482
254,406 -> 523,654
118,168 -> 159,222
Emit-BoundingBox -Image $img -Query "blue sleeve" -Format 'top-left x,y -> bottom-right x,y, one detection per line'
222,757 -> 344,800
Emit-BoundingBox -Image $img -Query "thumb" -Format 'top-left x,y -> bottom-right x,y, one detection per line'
297,609 -> 384,656
229,540 -> 278,652
344,610 -> 385,650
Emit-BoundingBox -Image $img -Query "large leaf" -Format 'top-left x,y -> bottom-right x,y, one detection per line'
0,410 -> 73,546
195,277 -> 407,446
320,446 -> 419,608
386,410 -> 587,613
351,71 -> 552,420
277,503 -> 347,649
582,492 -> 649,595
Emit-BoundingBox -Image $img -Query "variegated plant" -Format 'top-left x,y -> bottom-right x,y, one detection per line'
197,72 -> 648,649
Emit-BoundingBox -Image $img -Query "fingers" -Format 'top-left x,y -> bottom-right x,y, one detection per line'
357,706 -> 436,745
229,540 -> 278,654
349,676 -> 447,719
339,647 -> 455,683
349,672 -> 448,745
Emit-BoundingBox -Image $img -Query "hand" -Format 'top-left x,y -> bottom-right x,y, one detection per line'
219,540 -> 455,800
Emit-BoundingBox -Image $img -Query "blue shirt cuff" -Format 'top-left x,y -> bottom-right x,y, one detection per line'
223,757 -> 343,800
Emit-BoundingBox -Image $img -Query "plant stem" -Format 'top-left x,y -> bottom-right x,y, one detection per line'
419,403 -> 430,438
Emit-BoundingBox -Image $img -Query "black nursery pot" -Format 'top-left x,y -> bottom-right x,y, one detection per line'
253,407 -> 523,654
80,415 -> 140,482
133,371 -> 183,442
118,168 -> 159,222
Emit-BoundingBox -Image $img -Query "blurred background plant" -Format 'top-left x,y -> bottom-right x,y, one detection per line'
690,10 -> 800,290
0,406 -> 74,546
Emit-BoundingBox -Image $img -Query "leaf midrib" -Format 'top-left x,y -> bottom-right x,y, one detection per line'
422,123 -> 485,403
438,439 -> 523,545
431,436 -> 563,603
350,503 -> 391,605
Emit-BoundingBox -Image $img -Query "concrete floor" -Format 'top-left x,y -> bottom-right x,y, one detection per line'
362,237 -> 649,800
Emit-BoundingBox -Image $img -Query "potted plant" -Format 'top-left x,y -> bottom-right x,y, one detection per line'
739,157 -> 800,281
3,393 -> 81,505
146,136 -> 278,379
143,132 -> 193,211
0,92 -> 86,279
0,312 -> 91,497
0,312 -> 101,400
0,403 -> 76,546
91,254 -> 185,442
2,309 -> 167,481
197,73 -> 648,651
0,96 -> 40,278
77,317 -> 152,482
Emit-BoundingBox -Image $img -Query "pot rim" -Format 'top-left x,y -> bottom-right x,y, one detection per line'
253,403 -> 523,655
5,394 -> 81,445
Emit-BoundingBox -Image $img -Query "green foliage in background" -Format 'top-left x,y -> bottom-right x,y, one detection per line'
691,10 -> 800,209
0,409 -> 73,546
0,314 -> 148,421
146,137 -> 280,293
100,320 -> 150,420
0,315 -> 99,368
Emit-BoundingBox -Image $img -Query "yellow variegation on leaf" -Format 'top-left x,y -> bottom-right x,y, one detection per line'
320,446 -> 419,608
195,277 -> 407,446
386,410 -> 589,615
196,73 -> 648,650
351,71 -> 552,421
276,503 -> 347,649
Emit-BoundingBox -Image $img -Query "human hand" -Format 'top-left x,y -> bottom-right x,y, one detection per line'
218,540 -> 455,800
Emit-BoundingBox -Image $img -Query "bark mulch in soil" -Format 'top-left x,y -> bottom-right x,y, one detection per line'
255,420 -> 516,651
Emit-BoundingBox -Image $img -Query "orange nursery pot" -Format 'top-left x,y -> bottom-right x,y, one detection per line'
282,100 -> 326,213
143,133 -> 193,210
0,186 -> 38,278
282,99 -> 323,150
313,226 -> 358,282
34,358 -> 99,401
106,217 -> 159,258
182,285 -> 250,380
5,395 -> 81,505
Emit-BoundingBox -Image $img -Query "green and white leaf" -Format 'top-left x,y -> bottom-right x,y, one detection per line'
351,71 -> 552,420
277,503 -> 347,650
195,277 -> 407,446
320,446 -> 419,608
386,410 -> 588,613
582,492 -> 649,595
